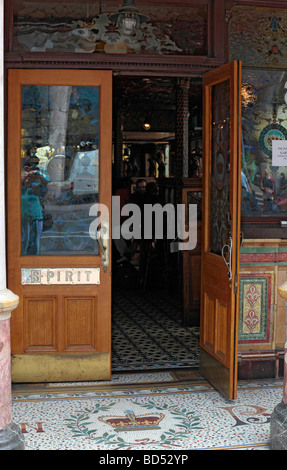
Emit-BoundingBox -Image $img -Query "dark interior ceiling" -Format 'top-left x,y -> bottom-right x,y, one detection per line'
114,75 -> 202,135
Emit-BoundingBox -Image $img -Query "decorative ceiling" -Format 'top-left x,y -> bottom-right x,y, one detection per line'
114,76 -> 202,133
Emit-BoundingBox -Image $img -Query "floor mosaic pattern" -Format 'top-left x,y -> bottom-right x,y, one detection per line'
48,371 -> 177,387
12,373 -> 282,450
112,289 -> 200,371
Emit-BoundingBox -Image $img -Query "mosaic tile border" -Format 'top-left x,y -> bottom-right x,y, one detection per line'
48,372 -> 177,387
240,247 -> 287,266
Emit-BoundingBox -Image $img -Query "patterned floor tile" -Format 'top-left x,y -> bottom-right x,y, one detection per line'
112,289 -> 200,371
12,378 -> 283,450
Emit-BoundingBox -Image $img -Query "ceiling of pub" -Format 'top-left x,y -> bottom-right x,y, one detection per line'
114,76 -> 202,134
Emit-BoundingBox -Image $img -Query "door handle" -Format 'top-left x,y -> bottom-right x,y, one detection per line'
221,236 -> 232,281
98,218 -> 109,273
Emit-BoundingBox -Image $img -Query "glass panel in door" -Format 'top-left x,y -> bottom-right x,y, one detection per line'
21,85 -> 99,255
209,79 -> 231,255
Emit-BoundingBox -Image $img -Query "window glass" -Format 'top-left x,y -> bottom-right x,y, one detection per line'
241,69 -> 287,218
21,84 -> 99,255
13,0 -> 208,55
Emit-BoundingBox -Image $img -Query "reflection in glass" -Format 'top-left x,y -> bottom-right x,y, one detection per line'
241,69 -> 287,218
13,0 -> 208,56
21,85 -> 99,255
209,80 -> 231,254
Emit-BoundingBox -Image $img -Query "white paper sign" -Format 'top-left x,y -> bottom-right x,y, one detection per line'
272,140 -> 287,166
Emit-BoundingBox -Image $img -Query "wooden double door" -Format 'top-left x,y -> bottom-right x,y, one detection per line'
7,62 -> 242,399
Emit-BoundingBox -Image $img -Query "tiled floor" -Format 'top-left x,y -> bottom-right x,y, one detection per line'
12,371 -> 282,450
11,287 -> 282,450
112,288 -> 200,371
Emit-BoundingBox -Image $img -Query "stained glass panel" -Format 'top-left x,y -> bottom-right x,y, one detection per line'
209,79 -> 231,254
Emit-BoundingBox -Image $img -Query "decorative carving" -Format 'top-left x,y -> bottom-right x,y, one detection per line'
5,52 -> 224,76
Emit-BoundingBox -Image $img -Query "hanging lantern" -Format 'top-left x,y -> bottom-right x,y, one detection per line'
110,0 -> 149,36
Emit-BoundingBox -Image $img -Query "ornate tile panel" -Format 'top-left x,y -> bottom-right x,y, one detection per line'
239,272 -> 273,344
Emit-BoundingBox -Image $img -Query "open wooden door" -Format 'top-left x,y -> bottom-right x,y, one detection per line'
200,61 -> 241,400
7,69 -> 112,382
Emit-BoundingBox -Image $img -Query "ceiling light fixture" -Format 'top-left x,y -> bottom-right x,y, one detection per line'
143,121 -> 151,131
143,114 -> 151,131
110,0 -> 149,36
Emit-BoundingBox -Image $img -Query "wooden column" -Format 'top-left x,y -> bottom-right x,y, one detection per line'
175,78 -> 190,203
113,81 -> 124,186
114,108 -> 124,185
176,78 -> 190,179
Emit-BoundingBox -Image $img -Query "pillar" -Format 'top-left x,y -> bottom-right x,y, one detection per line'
270,278 -> 287,449
176,78 -> 190,180
175,78 -> 190,205
113,82 -> 124,186
0,292 -> 24,450
114,108 -> 124,184
0,0 -> 25,450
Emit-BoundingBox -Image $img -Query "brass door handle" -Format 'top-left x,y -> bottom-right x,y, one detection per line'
221,236 -> 232,281
98,218 -> 109,273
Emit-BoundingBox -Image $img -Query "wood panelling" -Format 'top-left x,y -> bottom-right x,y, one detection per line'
202,293 -> 230,366
183,221 -> 202,326
215,300 -> 228,364
24,297 -> 57,353
202,292 -> 215,353
181,182 -> 202,327
64,297 -> 96,352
